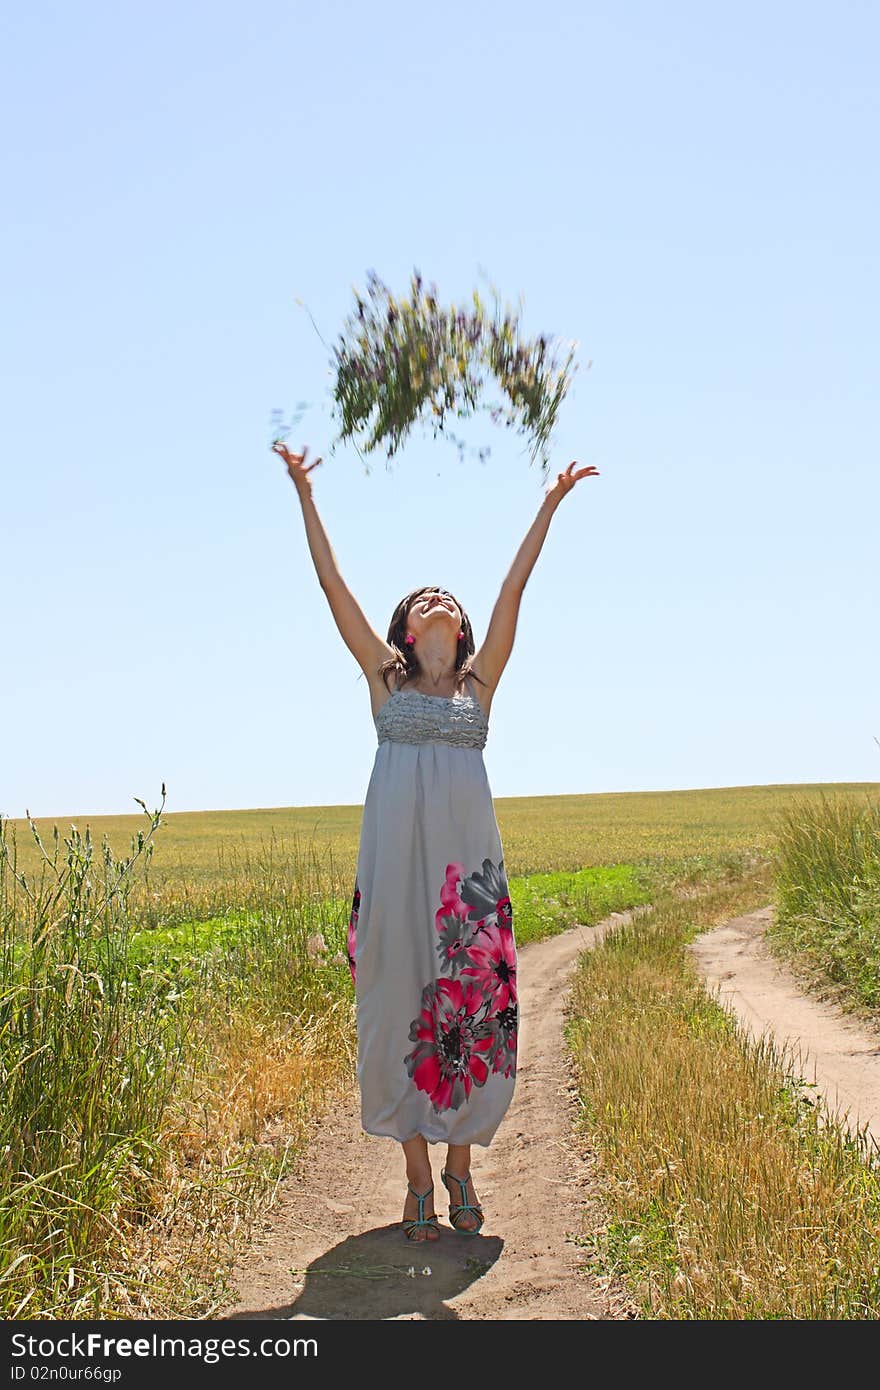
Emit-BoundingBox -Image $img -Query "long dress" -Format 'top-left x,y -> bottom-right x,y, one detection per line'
347,673 -> 518,1147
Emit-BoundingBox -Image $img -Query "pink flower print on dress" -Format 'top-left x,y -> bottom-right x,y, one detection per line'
460,922 -> 518,1011
435,862 -> 468,931
435,911 -> 479,974
404,976 -> 494,1113
487,1002 -> 518,1079
458,858 -> 514,935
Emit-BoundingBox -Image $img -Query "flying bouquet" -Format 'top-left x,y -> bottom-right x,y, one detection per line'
280,268 -> 584,478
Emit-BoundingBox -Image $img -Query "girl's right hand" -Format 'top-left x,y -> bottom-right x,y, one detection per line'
272,441 -> 323,496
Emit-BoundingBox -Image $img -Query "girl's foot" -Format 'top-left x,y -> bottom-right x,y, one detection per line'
402,1180 -> 440,1241
440,1168 -> 484,1233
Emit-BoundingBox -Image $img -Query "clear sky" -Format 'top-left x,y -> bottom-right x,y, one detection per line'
2,0 -> 878,822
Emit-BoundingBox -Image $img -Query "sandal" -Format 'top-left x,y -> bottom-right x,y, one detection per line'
401,1181 -> 440,1241
440,1168 -> 484,1234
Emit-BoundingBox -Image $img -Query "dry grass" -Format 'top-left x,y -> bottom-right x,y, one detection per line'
0,810 -> 357,1318
121,996 -> 357,1319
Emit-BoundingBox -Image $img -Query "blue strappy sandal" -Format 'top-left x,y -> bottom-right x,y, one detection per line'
402,1181 -> 441,1241
440,1168 -> 484,1234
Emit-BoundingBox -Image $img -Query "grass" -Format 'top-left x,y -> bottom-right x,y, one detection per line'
766,789 -> 880,1012
0,799 -> 356,1318
3,778 -> 879,1318
566,864 -> 880,1319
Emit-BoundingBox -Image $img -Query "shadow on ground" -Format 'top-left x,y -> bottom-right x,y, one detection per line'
222,1222 -> 504,1320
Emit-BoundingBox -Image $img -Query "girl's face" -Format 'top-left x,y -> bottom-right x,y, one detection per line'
406,587 -> 462,639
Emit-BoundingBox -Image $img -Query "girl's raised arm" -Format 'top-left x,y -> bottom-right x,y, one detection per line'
274,442 -> 394,680
472,460 -> 600,692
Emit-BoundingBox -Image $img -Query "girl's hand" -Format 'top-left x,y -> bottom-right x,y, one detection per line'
545,459 -> 600,504
272,441 -> 323,496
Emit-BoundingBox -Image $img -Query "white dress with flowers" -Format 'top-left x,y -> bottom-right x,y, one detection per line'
347,674 -> 518,1147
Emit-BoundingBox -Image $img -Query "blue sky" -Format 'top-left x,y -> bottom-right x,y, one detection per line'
2,0 -> 878,821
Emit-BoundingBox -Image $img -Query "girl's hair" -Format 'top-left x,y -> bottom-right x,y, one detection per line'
377,585 -> 487,694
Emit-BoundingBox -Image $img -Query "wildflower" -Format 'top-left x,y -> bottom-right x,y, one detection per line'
324,268 -> 577,475
306,932 -> 327,959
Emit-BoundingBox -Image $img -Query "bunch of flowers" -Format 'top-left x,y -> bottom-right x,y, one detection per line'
324,268 -> 581,477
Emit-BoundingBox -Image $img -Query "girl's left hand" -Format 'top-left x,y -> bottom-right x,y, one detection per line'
545,460 -> 600,503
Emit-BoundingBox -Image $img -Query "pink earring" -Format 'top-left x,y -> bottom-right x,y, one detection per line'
405,634 -> 415,645
458,630 -> 464,639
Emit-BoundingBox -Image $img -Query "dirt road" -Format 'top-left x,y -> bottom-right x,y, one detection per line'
689,905 -> 880,1153
219,909 -> 646,1321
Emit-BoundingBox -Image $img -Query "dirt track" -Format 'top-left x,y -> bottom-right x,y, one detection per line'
689,904 -> 880,1153
218,908 -> 646,1321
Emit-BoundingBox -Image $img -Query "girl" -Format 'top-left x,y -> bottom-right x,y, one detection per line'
273,442 -> 598,1241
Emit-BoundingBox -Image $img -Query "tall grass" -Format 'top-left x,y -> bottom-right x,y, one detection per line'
0,796 -> 355,1317
567,867 -> 880,1319
769,790 -> 880,1010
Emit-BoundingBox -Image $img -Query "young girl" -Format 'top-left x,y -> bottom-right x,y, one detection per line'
273,442 -> 598,1241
